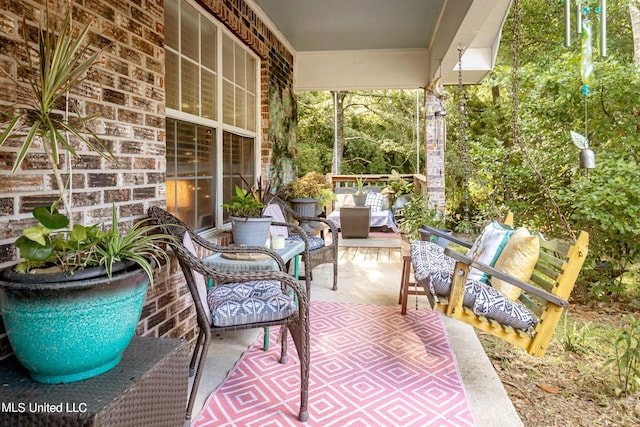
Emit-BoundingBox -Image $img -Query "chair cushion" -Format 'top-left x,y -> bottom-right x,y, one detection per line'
334,193 -> 354,211
365,192 -> 385,212
466,221 -> 514,283
491,228 -> 540,301
287,235 -> 325,251
410,240 -> 456,283
473,283 -> 538,330
264,204 -> 289,238
207,281 -> 296,327
411,240 -> 537,330
183,231 -> 211,320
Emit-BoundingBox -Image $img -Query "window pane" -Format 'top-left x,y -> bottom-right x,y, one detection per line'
175,179 -> 196,229
222,34 -> 233,80
196,126 -> 213,177
177,122 -> 196,177
196,178 -> 213,229
166,118 -> 176,177
201,19 -> 217,71
246,56 -> 256,94
246,93 -> 255,132
166,180 -> 177,216
201,69 -> 216,120
222,131 -> 254,222
235,87 -> 245,129
181,59 -> 198,115
165,0 -> 179,50
223,80 -> 234,125
234,44 -> 245,88
181,3 -> 199,61
166,51 -> 179,110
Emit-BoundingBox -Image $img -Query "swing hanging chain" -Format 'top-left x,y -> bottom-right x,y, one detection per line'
458,46 -> 471,223
511,0 -> 576,240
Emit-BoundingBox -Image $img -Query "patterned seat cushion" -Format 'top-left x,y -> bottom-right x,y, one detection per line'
287,235 -> 325,251
207,281 -> 296,327
410,240 -> 538,330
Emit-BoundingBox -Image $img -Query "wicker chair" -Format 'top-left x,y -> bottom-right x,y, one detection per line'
270,197 -> 339,290
149,207 -> 310,424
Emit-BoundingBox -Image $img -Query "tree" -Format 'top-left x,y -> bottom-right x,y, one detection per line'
297,90 -> 424,176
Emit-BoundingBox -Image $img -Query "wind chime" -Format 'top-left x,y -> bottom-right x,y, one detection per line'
564,0 -> 607,169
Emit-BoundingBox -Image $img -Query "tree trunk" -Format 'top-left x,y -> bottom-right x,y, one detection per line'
331,91 -> 347,174
631,4 -> 640,66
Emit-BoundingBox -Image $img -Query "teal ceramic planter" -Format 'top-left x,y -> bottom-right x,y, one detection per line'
0,265 -> 148,384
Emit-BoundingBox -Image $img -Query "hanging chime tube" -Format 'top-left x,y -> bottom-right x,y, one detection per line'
565,0 -> 572,47
599,0 -> 607,56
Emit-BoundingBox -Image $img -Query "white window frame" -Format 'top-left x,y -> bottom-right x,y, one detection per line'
165,0 -> 261,230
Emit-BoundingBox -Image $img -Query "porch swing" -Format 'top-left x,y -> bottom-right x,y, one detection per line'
408,0 -> 590,357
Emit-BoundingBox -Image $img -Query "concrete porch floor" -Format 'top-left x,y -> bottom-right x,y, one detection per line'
189,239 -> 523,426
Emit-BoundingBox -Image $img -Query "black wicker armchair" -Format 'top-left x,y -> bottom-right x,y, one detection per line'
149,207 -> 310,424
270,197 -> 339,291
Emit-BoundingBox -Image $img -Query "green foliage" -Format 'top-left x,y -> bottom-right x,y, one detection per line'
397,194 -> 446,240
441,0 -> 640,296
14,205 -> 173,287
297,90 -> 424,175
605,315 -> 640,396
221,185 -> 266,218
560,313 -> 593,353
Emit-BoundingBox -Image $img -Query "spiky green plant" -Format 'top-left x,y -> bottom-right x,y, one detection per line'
15,203 -> 174,287
0,5 -> 118,223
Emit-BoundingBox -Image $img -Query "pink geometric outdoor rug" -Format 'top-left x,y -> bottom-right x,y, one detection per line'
193,302 -> 476,426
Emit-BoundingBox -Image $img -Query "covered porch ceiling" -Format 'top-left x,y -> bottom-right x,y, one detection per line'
251,0 -> 513,91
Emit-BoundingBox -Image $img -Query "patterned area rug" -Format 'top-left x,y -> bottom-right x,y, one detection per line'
193,302 -> 476,426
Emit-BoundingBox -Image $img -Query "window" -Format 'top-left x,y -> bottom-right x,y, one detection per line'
222,131 -> 255,221
166,119 -> 215,230
165,0 -> 258,229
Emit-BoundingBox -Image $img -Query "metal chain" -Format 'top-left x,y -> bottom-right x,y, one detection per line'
510,0 -> 576,240
458,47 -> 470,223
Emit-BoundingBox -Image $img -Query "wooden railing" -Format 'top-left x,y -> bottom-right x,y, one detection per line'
326,173 -> 428,194
325,173 -> 429,214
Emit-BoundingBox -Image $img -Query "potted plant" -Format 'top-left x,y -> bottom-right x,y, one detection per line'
353,175 -> 367,206
0,6 -> 173,384
397,193 -> 453,247
222,185 -> 272,247
382,170 -> 414,209
283,172 -> 332,217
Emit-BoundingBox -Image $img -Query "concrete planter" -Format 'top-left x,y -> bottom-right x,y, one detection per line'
230,216 -> 272,246
289,198 -> 320,217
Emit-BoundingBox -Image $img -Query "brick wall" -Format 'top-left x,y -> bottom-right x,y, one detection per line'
0,0 -> 295,360
424,90 -> 446,207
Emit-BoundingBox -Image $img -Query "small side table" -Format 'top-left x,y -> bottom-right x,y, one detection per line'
340,206 -> 371,238
0,337 -> 188,426
399,248 -> 428,315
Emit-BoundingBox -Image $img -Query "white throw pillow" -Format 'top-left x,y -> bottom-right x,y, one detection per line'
466,221 -> 514,282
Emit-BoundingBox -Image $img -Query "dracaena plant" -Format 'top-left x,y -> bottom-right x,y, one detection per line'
0,6 -> 174,283
0,5 -> 118,225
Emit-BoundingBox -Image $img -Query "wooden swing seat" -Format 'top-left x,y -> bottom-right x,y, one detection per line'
409,216 -> 588,357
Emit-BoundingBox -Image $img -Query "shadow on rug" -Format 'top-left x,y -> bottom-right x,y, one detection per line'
193,302 -> 476,426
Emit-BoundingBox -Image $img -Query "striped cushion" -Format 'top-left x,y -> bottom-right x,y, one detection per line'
207,281 -> 296,327
287,235 -> 324,251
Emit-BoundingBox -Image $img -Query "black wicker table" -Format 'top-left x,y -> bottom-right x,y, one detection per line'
0,336 -> 188,426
